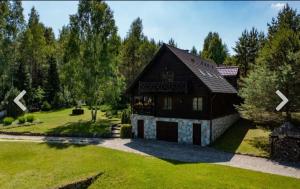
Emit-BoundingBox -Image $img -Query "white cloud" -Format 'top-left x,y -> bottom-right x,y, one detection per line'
271,3 -> 286,10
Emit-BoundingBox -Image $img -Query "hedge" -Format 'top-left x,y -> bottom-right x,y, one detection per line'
120,124 -> 132,138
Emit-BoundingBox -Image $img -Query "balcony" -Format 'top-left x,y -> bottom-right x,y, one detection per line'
139,81 -> 188,93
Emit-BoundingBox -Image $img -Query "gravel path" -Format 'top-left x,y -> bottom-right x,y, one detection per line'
0,134 -> 299,179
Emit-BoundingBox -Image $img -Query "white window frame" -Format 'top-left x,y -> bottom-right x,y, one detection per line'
163,96 -> 172,110
193,97 -> 203,111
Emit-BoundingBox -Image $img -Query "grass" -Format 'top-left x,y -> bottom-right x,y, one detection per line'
0,108 -> 120,137
0,141 -> 299,189
213,112 -> 300,157
213,119 -> 271,157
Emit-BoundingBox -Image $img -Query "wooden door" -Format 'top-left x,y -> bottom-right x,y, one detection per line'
137,120 -> 144,138
156,121 -> 178,142
193,124 -> 201,145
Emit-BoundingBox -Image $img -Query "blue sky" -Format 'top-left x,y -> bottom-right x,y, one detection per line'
22,1 -> 300,55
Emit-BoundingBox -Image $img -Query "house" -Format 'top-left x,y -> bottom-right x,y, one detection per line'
126,44 -> 240,146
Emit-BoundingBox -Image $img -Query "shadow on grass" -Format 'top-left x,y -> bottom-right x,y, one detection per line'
42,119 -> 117,149
45,119 -> 113,138
213,118 -> 255,153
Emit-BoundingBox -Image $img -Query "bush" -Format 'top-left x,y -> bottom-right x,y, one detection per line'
18,116 -> 26,124
99,104 -> 111,112
52,92 -> 66,109
121,108 -> 131,124
72,108 -> 84,115
120,124 -> 132,138
26,115 -> 35,123
41,101 -> 52,111
3,117 -> 14,125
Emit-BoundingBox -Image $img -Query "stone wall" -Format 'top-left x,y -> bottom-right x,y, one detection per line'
211,113 -> 240,142
131,114 -> 210,146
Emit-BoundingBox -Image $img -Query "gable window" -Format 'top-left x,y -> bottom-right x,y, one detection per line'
193,97 -> 203,111
163,97 -> 172,110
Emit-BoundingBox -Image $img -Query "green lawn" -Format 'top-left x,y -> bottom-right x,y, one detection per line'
0,108 -> 120,137
213,112 -> 300,157
0,142 -> 299,189
213,119 -> 271,157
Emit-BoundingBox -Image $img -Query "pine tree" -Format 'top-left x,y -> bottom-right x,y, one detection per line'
201,32 -> 228,65
233,27 -> 265,76
190,46 -> 198,55
120,17 -> 144,86
168,38 -> 177,47
46,56 -> 60,105
239,4 -> 300,121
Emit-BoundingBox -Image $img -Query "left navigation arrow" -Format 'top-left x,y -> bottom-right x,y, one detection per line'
14,90 -> 27,111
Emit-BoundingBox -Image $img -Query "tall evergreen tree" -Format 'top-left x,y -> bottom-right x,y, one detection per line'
201,32 -> 228,65
233,27 -> 265,76
190,46 -> 198,55
120,17 -> 145,86
46,56 -> 60,105
168,38 -> 177,47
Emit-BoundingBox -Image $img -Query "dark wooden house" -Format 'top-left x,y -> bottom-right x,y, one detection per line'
126,44 -> 240,146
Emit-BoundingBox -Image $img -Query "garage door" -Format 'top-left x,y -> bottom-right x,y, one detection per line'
156,121 -> 178,142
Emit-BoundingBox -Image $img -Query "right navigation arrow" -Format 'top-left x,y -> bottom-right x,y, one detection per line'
276,90 -> 288,111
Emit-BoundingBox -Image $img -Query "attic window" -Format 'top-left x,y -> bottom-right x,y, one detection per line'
198,69 -> 206,76
206,71 -> 213,77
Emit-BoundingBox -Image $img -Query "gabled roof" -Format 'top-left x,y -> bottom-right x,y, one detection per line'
216,66 -> 239,77
127,44 -> 237,94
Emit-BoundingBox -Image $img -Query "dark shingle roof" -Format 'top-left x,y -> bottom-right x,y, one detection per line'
216,66 -> 239,77
166,44 -> 237,94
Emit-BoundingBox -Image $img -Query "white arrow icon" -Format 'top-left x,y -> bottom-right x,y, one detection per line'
14,90 -> 27,111
276,90 -> 288,111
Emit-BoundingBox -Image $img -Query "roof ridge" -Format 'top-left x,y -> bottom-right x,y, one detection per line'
164,43 -> 217,67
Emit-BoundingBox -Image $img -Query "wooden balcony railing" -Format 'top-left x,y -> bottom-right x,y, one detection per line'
139,81 -> 188,93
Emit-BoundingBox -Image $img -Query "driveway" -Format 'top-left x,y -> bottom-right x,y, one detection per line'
0,134 -> 299,179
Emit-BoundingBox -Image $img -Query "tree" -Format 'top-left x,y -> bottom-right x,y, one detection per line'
120,17 -> 158,87
69,1 -> 123,122
190,46 -> 198,55
233,27 -> 265,76
168,38 -> 177,47
201,32 -> 228,65
0,1 -> 24,100
46,56 -> 60,106
239,4 -> 300,121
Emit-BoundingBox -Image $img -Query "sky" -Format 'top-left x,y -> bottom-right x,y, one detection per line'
22,1 -> 300,55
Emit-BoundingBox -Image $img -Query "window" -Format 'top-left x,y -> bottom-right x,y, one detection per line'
193,97 -> 203,111
163,97 -> 172,110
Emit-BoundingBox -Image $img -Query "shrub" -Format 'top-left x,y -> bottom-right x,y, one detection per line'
52,92 -> 66,109
18,116 -> 26,124
99,104 -> 111,112
3,117 -> 14,125
120,124 -> 132,138
41,101 -> 52,111
121,108 -> 131,124
26,115 -> 35,123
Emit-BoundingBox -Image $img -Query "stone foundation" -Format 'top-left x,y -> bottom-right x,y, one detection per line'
211,113 -> 240,142
131,113 -> 239,146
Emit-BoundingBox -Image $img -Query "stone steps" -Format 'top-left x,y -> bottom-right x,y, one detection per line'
111,124 -> 121,138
